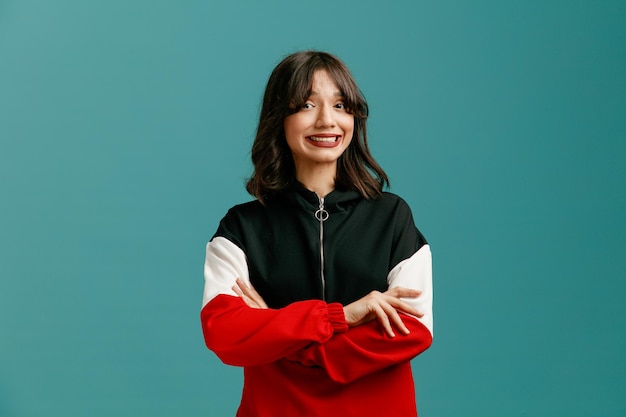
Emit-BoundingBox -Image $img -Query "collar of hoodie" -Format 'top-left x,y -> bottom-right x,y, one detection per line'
273,181 -> 363,213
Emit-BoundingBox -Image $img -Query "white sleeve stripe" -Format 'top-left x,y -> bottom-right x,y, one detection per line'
202,236 -> 250,308
387,244 -> 433,335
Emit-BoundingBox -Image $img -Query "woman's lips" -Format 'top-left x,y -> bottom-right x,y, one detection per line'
306,135 -> 341,148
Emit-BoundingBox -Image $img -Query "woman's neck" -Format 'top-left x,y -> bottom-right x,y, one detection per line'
295,163 -> 336,198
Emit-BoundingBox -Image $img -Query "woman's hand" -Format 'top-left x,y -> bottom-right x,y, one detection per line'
232,278 -> 268,309
343,287 -> 423,338
233,279 -> 421,338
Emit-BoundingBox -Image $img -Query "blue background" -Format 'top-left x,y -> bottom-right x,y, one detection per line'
1,1 -> 625,415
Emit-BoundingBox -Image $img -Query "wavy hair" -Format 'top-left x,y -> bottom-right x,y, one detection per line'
246,51 -> 389,202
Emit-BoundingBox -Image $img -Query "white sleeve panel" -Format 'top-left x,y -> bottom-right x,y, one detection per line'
387,244 -> 433,336
202,236 -> 250,307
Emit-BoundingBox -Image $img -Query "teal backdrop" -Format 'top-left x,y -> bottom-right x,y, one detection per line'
1,1 -> 625,416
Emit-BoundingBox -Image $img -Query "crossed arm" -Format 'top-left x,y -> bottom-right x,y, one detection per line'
201,237 -> 433,383
233,277 -> 423,338
229,277 -> 432,384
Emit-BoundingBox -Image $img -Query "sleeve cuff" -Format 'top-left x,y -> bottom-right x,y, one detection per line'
327,302 -> 349,333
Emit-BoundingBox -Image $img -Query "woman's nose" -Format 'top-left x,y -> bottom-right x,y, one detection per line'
315,105 -> 336,128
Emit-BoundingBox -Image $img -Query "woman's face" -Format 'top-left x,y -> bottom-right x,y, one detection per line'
284,70 -> 354,175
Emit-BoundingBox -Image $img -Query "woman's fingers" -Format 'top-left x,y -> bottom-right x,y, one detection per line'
386,287 -> 422,300
232,282 -> 256,308
232,283 -> 243,297
387,297 -> 424,319
344,288 -> 424,337
385,287 -> 424,318
379,301 -> 409,336
232,278 -> 269,309
372,303 -> 395,337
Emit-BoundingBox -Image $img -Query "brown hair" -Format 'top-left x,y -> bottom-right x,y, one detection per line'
246,51 -> 389,202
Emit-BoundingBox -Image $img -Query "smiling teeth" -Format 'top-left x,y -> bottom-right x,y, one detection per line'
309,136 -> 338,142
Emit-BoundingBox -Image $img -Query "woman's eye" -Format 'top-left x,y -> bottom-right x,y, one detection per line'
303,102 -> 314,109
335,102 -> 346,109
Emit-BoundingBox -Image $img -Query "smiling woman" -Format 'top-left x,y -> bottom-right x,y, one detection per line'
200,51 -> 433,417
246,51 -> 388,203
284,70 -> 355,196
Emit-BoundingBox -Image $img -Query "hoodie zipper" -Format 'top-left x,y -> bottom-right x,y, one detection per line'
314,196 -> 329,300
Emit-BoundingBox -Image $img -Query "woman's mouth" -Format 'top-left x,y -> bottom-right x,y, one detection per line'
306,135 -> 341,147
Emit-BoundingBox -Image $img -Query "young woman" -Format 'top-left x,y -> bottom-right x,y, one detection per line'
201,51 -> 433,417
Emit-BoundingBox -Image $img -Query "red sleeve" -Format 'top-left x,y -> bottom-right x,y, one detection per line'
201,294 -> 348,367
284,236 -> 434,384
285,315 -> 432,384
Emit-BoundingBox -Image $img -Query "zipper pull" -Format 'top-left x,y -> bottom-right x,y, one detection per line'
315,197 -> 329,222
